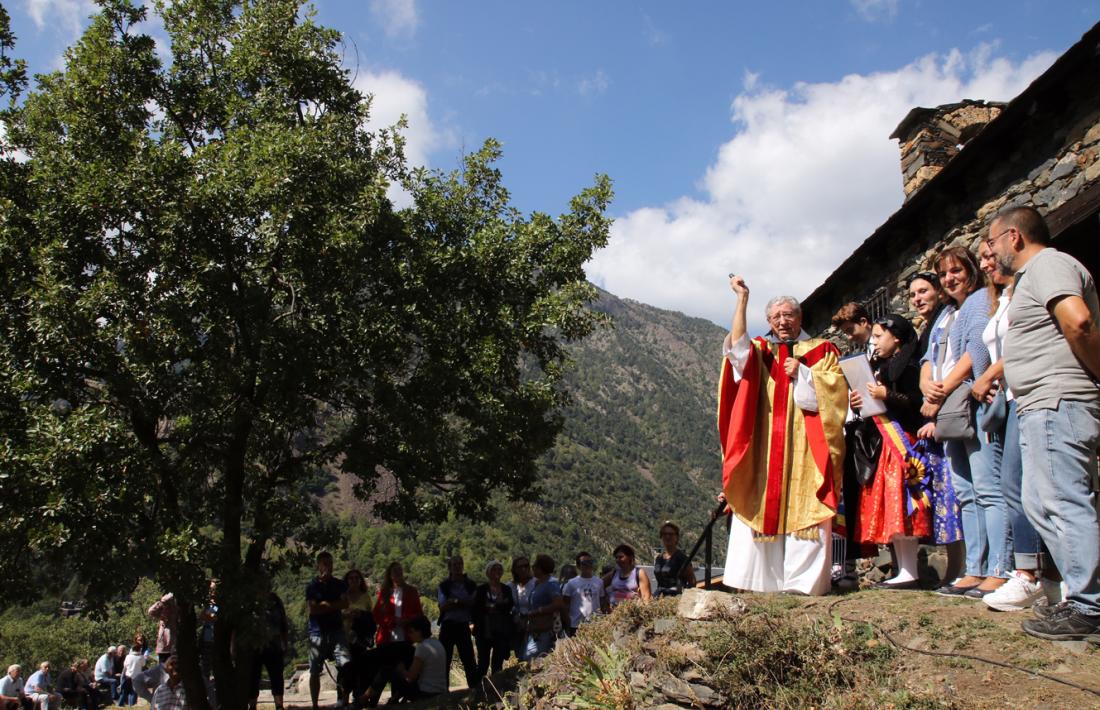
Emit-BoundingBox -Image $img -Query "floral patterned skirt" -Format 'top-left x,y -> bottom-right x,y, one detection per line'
919,438 -> 963,544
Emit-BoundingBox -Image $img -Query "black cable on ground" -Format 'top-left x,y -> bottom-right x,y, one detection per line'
826,595 -> 1100,699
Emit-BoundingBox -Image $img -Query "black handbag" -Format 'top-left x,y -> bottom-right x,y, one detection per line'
844,417 -> 882,487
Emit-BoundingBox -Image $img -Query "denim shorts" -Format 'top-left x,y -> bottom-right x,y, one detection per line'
308,628 -> 350,673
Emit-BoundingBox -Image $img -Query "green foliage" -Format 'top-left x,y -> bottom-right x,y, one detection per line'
0,3 -> 26,106
0,579 -> 161,672
0,0 -> 611,706
552,641 -> 636,710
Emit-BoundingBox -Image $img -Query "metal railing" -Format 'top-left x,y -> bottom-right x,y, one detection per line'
682,499 -> 730,589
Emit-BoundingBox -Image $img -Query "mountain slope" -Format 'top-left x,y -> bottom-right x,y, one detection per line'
338,287 -> 730,581
532,288 -> 727,558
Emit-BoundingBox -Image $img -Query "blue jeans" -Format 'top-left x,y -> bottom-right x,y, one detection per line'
117,676 -> 136,706
997,400 -> 1043,570
96,677 -> 119,702
972,409 -> 1011,579
524,631 -> 555,660
1019,400 -> 1100,616
946,428 -> 1007,578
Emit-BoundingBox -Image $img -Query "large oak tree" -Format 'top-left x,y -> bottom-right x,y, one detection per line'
0,1 -> 611,706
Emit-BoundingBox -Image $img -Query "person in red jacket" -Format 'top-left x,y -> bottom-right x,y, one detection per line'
356,563 -> 425,707
372,562 -> 423,646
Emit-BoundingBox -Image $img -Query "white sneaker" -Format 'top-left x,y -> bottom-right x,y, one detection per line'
982,570 -> 1043,612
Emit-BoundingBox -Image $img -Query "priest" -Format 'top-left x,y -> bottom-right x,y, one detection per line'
718,275 -> 847,595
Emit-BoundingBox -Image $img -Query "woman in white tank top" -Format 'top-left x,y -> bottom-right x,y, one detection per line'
601,544 -> 652,606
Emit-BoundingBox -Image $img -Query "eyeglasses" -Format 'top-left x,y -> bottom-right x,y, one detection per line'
577,559 -> 594,566
985,227 -> 1014,249
767,311 -> 798,322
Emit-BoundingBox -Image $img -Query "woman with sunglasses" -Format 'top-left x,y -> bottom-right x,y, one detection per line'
473,560 -> 514,677
603,544 -> 652,607
918,246 -> 1003,598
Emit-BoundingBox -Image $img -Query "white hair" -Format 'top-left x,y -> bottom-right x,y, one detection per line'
7,664 -> 19,675
765,295 -> 802,319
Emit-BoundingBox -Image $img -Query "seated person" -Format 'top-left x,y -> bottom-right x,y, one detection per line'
25,662 -> 61,710
58,659 -> 98,710
92,649 -> 118,703
0,664 -> 31,710
131,663 -> 166,704
391,616 -> 447,703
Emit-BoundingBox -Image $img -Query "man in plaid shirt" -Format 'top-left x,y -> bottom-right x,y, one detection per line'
150,657 -> 185,710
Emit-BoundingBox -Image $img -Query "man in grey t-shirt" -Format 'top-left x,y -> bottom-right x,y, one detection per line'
990,205 -> 1100,643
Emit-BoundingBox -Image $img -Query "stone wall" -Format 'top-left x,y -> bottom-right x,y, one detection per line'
822,111 -> 1100,339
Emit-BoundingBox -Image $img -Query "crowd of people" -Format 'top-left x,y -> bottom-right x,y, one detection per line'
301,526 -> 697,708
0,635 -> 170,710
0,523 -> 699,709
718,205 -> 1100,644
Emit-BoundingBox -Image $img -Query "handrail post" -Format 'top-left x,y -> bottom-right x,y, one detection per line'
704,525 -> 713,590
684,499 -> 729,591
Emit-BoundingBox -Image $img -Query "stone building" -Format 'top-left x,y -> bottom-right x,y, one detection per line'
801,20 -> 1100,337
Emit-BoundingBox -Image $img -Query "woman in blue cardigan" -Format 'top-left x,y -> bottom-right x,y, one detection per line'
919,245 -> 1006,598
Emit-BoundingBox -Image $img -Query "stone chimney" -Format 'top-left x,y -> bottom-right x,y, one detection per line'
890,100 -> 1007,200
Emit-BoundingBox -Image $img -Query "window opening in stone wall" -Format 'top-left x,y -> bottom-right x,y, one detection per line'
865,288 -> 890,322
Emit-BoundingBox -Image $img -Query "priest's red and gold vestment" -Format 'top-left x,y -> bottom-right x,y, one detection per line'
718,334 -> 847,594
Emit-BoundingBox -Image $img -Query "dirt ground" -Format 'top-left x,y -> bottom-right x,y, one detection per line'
792,589 -> 1100,708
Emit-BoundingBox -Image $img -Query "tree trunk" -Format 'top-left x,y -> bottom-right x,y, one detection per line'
213,612 -> 242,710
177,604 -> 212,710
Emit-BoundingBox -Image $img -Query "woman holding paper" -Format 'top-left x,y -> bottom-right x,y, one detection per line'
850,314 -> 931,588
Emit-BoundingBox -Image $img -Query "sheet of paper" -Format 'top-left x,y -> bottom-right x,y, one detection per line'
839,353 -> 887,417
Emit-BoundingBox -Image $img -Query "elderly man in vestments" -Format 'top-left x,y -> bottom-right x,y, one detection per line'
718,276 -> 847,595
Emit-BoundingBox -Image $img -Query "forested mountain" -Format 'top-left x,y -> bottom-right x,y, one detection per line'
337,287 -> 730,583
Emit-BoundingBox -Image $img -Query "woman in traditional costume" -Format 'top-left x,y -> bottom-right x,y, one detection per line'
850,314 -> 932,588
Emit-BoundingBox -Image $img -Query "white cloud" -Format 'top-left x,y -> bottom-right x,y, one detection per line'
577,69 -> 610,97
354,70 -> 452,206
25,0 -> 93,37
641,13 -> 667,47
850,0 -> 900,22
586,45 -> 1057,332
369,0 -> 419,39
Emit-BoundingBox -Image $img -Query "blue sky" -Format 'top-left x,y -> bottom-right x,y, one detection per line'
6,0 -> 1099,329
